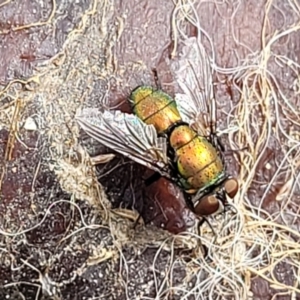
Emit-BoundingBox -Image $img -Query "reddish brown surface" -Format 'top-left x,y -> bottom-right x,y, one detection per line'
144,177 -> 195,233
0,0 -> 91,84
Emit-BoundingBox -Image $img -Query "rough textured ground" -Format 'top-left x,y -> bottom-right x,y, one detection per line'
0,1 -> 300,299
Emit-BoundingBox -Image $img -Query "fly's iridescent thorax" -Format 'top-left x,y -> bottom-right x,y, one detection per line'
130,86 -> 181,134
169,125 -> 225,191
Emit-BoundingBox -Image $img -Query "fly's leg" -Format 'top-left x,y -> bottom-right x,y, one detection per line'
152,68 -> 162,90
209,132 -> 225,152
196,217 -> 214,259
201,244 -> 209,259
197,216 -> 216,236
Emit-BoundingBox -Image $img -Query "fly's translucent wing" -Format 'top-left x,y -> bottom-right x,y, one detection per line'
76,108 -> 170,177
172,37 -> 216,137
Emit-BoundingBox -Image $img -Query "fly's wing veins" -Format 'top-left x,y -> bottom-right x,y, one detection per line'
172,37 -> 216,137
76,108 -> 170,177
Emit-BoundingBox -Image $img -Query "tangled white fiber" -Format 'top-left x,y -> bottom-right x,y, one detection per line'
162,1 -> 300,299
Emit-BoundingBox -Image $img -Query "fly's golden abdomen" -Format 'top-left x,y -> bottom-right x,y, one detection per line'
130,86 -> 181,134
170,125 -> 224,190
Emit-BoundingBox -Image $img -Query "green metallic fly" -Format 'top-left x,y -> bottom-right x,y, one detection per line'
76,37 -> 238,221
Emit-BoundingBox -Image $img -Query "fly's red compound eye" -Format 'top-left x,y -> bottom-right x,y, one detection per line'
194,195 -> 219,216
224,178 -> 238,198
